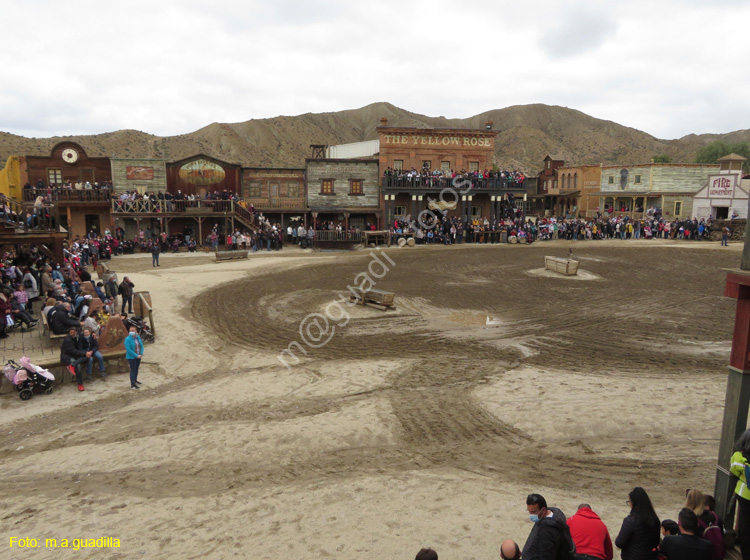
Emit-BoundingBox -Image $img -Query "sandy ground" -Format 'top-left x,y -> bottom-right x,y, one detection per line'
0,240 -> 742,559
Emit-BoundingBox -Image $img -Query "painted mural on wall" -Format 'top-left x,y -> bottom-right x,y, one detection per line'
126,166 -> 154,180
179,159 -> 226,186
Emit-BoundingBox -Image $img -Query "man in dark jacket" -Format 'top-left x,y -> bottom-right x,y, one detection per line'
659,509 -> 712,560
523,493 -> 572,560
60,326 -> 88,391
151,241 -> 160,267
78,326 -> 106,380
119,276 -> 134,314
48,302 -> 83,335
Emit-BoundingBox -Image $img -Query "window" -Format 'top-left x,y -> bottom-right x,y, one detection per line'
471,206 -> 482,217
674,201 -> 682,216
287,182 -> 300,198
608,176 -> 614,184
349,179 -> 363,195
469,162 -> 479,172
634,175 -> 641,184
320,179 -> 334,195
574,173 -> 578,189
246,181 -> 261,198
547,160 -> 551,169
393,160 -> 403,171
441,161 -> 450,173
48,169 -> 62,186
394,206 -> 406,217
553,180 -> 558,189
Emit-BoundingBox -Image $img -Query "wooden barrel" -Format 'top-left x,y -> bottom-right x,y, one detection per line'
407,238 -> 416,247
96,262 -> 109,279
397,237 -> 407,247
133,291 -> 153,317
509,236 -> 518,244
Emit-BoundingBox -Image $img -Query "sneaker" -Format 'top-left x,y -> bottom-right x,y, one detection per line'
78,384 -> 84,391
100,372 -> 107,378
67,365 -> 75,375
136,380 -> 142,385
130,385 -> 140,389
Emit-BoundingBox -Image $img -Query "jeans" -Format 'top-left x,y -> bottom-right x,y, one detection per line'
128,358 -> 141,386
152,253 -> 159,266
70,357 -> 88,384
85,351 -> 106,377
122,295 -> 133,314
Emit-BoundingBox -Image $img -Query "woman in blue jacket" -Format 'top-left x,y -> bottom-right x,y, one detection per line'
124,325 -> 144,389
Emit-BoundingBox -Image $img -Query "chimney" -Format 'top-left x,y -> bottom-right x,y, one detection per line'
380,117 -> 388,127
485,120 -> 493,130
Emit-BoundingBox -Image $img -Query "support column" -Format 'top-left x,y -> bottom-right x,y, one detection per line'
717,272 -> 750,531
197,217 -> 203,248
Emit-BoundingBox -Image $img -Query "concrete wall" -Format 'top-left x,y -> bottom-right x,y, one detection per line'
306,160 -> 380,210
111,159 -> 167,194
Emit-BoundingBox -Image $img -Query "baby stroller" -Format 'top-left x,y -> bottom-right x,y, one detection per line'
125,316 -> 155,344
4,356 -> 55,400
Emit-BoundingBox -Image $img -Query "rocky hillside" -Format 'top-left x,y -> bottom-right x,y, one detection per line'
1,102 -> 748,175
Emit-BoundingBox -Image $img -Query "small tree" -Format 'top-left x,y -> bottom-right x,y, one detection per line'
652,154 -> 672,163
695,140 -> 750,171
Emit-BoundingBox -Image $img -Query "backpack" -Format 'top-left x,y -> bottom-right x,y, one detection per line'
698,511 -> 725,560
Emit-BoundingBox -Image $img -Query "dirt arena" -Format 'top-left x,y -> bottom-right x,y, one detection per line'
0,241 -> 741,559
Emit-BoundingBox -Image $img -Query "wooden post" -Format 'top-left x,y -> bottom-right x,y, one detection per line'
717,272 -> 750,531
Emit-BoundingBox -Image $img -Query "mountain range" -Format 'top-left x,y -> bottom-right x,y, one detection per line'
1,102 -> 748,175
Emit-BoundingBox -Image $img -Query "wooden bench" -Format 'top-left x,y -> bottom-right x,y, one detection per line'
544,256 -> 580,276
40,311 -> 66,340
215,250 -> 249,262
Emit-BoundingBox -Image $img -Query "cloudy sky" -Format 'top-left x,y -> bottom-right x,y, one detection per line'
2,0 -> 748,140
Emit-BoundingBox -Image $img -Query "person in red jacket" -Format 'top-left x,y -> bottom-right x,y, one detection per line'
567,503 -> 614,560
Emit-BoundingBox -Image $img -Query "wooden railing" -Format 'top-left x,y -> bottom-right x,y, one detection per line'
23,187 -> 112,203
0,194 -> 58,232
314,230 -> 363,242
246,198 -> 307,210
111,198 -> 257,228
383,175 -> 525,191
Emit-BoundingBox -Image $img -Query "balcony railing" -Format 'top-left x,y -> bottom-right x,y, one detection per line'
111,198 -> 257,227
246,198 -> 307,210
314,230 -> 363,242
0,194 -> 58,232
23,187 -> 113,203
383,175 -> 525,191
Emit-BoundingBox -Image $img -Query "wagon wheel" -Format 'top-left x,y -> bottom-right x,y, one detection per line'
19,389 -> 33,400
45,386 -> 54,395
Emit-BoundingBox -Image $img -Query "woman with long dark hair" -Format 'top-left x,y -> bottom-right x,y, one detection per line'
731,428 -> 750,559
615,486 -> 661,559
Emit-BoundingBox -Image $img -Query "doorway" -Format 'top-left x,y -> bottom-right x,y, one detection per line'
715,206 -> 729,219
85,214 -> 101,236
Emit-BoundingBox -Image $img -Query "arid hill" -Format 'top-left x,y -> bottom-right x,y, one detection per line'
1,102 -> 748,175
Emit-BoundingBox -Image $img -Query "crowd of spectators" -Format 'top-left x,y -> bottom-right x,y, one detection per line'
414,482 -> 732,560
383,167 -> 525,189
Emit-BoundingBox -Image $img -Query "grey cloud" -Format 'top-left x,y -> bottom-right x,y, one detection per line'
538,5 -> 617,58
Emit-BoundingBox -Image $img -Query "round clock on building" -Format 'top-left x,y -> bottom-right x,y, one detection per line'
61,148 -> 79,164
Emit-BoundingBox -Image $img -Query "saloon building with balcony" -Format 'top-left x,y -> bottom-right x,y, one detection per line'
377,120 -> 525,224
14,142 -> 113,238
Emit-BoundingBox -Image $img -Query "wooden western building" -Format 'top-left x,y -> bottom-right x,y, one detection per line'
305,157 -> 380,230
166,154 -> 241,197
242,167 -> 307,227
377,118 -> 498,173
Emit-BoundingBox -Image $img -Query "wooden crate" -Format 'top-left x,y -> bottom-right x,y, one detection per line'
544,256 -> 580,276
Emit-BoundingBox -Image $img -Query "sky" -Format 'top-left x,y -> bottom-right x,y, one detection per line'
1,0 -> 748,140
